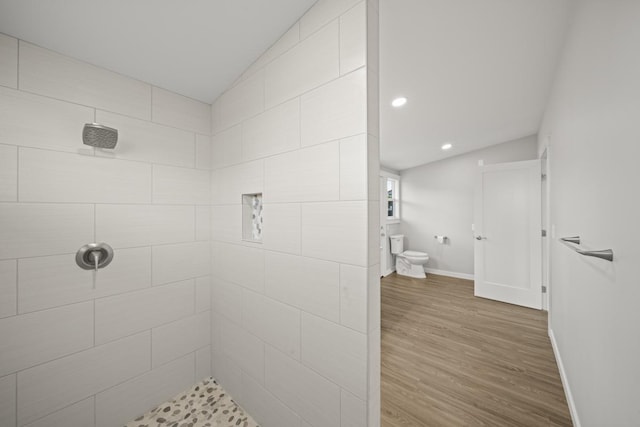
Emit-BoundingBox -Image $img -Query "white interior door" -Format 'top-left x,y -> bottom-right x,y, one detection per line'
474,159 -> 542,309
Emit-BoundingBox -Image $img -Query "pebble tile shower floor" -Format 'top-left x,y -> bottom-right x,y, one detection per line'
125,377 -> 259,427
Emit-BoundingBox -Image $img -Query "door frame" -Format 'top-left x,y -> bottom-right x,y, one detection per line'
541,146 -> 550,312
380,171 -> 400,277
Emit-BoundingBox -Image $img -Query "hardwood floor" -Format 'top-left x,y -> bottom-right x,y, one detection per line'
381,273 -> 572,426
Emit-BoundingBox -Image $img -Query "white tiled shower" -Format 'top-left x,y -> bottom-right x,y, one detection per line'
0,0 -> 380,426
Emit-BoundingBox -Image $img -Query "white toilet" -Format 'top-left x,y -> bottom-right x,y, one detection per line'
389,234 -> 429,278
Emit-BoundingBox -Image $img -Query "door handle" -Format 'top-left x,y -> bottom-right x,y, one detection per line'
475,236 -> 487,240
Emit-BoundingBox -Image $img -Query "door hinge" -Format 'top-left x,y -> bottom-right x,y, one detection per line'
542,286 -> 547,293
542,229 -> 547,237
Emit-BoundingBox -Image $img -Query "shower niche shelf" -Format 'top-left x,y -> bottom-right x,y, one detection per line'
242,193 -> 263,243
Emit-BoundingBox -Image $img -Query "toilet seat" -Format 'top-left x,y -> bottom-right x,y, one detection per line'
400,250 -> 427,258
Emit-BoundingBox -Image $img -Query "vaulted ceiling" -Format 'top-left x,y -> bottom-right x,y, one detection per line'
379,0 -> 573,170
0,0 -> 316,103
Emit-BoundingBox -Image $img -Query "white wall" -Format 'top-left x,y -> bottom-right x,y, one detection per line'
0,35 -> 212,426
398,136 -> 538,277
208,1 -> 381,426
540,1 -> 640,425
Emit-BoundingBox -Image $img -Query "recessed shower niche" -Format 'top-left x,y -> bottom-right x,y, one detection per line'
242,193 -> 263,243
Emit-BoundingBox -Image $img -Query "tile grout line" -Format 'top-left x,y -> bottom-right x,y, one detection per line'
216,64 -> 366,134
93,199 -> 97,352
14,363 -> 17,427
16,39 -> 20,91
13,276 -> 207,318
12,83 -> 207,135
217,282 -> 366,340
266,342 -> 365,412
338,11 -> 342,77
193,132 -> 197,168
20,396 -> 91,427
150,326 -> 154,378
93,299 -> 96,347
14,257 -> 18,322
210,130 -> 367,170
15,146 -> 19,203
10,143 -> 200,172
14,144 -> 20,319
338,263 -> 342,326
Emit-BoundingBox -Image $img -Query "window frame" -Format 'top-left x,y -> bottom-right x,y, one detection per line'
381,171 -> 400,224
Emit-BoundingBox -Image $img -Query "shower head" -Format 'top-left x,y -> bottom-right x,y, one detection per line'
82,123 -> 118,149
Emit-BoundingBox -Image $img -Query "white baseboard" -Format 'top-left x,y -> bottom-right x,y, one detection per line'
382,268 -> 394,277
424,268 -> 474,280
549,328 -> 581,427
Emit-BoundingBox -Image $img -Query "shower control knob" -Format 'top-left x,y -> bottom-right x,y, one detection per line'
76,243 -> 114,271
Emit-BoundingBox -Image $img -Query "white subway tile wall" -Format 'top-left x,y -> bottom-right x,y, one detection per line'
96,204 -> 195,248
0,302 -> 94,377
151,311 -> 211,368
242,290 -> 301,360
17,247 -> 151,314
219,317 -> 265,384
0,374 -> 16,427
0,145 -> 17,201
17,333 -> 151,425
341,389 -> 368,427
0,34 -> 18,88
210,124 -> 242,169
265,346 -> 340,427
339,2 -> 367,75
23,397 -> 94,427
242,98 -> 301,161
94,280 -> 195,345
210,2 -> 380,426
94,354 -> 195,427
18,148 -> 152,204
0,86 -> 95,153
241,373 -> 301,427
151,87 -> 211,134
301,313 -> 368,399
0,260 -> 17,318
19,42 -> 152,120
0,35 -> 212,427
95,110 -> 196,167
195,345 -> 213,379
299,0 -> 363,40
241,23 -> 300,82
264,22 -> 339,109
195,134 -> 213,170
261,203 -> 301,254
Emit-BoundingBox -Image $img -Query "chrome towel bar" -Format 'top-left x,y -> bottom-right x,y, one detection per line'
559,236 -> 614,262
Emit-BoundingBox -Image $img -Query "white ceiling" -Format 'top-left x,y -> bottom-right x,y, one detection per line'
0,0 -> 316,103
379,0 -> 573,171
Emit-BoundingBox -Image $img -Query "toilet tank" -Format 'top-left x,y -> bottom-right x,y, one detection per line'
389,235 -> 404,254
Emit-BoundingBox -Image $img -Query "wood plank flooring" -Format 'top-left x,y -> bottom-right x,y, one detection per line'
381,273 -> 572,426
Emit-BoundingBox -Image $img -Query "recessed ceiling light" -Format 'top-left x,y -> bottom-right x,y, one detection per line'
391,97 -> 407,107
441,143 -> 453,150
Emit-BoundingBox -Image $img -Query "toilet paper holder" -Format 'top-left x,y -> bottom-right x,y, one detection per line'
434,235 -> 448,243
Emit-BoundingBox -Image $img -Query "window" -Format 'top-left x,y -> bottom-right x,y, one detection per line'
386,177 -> 400,221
